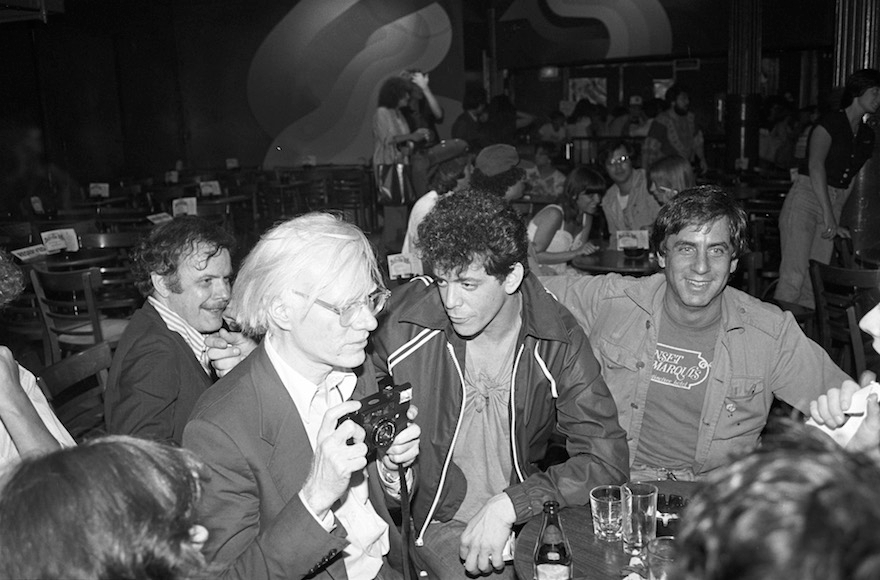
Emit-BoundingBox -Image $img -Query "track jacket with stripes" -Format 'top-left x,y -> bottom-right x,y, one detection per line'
370,272 -> 629,546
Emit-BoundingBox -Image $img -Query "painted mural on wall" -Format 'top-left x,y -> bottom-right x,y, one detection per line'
248,0 -> 456,168
496,0 -> 736,69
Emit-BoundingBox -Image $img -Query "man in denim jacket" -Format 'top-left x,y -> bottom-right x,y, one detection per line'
543,186 -> 849,480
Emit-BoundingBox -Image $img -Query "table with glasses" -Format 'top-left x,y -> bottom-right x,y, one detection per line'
571,246 -> 660,276
513,480 -> 699,580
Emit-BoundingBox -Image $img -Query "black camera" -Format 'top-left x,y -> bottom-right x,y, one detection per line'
339,382 -> 412,454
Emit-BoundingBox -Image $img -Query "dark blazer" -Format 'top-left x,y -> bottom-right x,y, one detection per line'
183,343 -> 402,580
104,301 -> 214,445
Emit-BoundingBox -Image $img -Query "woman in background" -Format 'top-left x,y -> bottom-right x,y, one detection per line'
775,68 -> 880,308
0,436 -> 211,580
372,76 -> 431,253
648,154 -> 696,205
528,165 -> 603,275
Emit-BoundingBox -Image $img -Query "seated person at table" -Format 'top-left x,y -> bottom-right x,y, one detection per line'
183,213 -> 420,580
600,140 -> 660,237
524,141 -> 565,199
0,250 -> 74,469
528,165 -> 602,275
468,143 -> 528,201
104,216 -> 236,445
402,148 -> 470,259
542,186 -> 848,481
648,154 -> 695,205
675,425 -> 880,580
0,435 -> 211,580
371,190 -> 628,579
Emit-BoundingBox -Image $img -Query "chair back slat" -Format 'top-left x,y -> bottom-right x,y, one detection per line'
35,342 -> 111,441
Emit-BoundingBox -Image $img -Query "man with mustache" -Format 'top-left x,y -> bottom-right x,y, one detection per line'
104,216 -> 235,445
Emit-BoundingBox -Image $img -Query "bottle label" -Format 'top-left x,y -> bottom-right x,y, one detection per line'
535,563 -> 570,580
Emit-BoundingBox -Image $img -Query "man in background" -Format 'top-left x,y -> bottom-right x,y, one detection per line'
104,216 -> 235,445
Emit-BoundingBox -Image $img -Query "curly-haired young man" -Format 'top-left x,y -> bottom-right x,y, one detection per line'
371,189 -> 628,579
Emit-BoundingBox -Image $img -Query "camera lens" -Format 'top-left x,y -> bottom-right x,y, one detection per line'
373,420 -> 397,448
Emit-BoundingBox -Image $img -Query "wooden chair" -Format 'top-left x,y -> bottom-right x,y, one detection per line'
35,341 -> 111,441
809,260 -> 880,377
30,265 -> 129,364
330,166 -> 376,232
78,232 -> 144,315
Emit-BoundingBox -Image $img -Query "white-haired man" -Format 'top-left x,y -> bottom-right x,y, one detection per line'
183,213 -> 420,580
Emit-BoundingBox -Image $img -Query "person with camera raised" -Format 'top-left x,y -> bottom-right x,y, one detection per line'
183,213 -> 420,580
371,190 -> 628,579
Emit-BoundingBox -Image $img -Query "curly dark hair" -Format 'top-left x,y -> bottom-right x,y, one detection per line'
377,76 -> 412,109
133,216 -> 236,297
468,166 -> 526,198
416,189 -> 529,280
650,185 -> 748,259
0,250 -> 25,307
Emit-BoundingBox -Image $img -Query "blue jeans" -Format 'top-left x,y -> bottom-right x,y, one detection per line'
775,175 -> 850,308
411,520 -> 516,580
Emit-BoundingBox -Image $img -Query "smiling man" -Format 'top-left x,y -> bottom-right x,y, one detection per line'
372,190 -> 628,579
104,216 -> 235,445
543,186 -> 849,481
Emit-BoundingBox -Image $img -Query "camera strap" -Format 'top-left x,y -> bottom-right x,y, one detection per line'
399,463 -> 412,580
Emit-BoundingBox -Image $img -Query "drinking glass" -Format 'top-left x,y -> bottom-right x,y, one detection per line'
646,536 -> 676,580
622,482 -> 658,556
589,484 -> 623,541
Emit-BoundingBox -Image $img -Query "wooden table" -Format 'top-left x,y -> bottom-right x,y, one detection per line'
571,248 -> 659,276
44,248 -> 118,270
514,480 -> 699,580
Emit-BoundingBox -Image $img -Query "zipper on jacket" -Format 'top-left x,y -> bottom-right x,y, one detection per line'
509,344 -> 526,483
416,341 -> 468,546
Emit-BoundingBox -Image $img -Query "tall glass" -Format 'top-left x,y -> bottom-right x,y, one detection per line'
622,482 -> 658,556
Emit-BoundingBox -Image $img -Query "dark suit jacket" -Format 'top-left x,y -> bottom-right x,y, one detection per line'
183,343 -> 402,580
104,302 -> 214,445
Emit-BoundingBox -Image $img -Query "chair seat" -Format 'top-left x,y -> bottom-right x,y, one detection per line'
57,318 -> 129,345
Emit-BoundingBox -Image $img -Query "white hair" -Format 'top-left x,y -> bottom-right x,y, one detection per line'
231,213 -> 381,336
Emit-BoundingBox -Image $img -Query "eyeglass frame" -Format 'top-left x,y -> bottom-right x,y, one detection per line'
606,154 -> 631,167
290,287 -> 391,326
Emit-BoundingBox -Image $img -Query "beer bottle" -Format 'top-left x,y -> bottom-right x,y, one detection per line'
533,500 -> 572,580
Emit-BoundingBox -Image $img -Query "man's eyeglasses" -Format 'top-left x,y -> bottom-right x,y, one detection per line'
291,288 -> 391,326
607,155 -> 630,166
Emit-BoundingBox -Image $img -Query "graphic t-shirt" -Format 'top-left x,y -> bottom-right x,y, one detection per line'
634,307 -> 720,469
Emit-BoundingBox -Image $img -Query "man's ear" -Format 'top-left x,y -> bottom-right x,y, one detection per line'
268,297 -> 294,331
657,253 -> 666,269
151,272 -> 172,298
504,262 -> 525,295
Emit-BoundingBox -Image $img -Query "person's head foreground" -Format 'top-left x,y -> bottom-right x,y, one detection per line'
650,185 -> 748,318
416,189 -> 528,338
0,435 -> 209,580
231,212 -> 386,378
133,215 -> 236,333
676,425 -> 880,580
0,249 -> 25,306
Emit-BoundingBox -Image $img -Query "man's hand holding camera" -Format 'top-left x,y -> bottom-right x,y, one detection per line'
380,405 -> 420,472
300,400 -> 369,521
